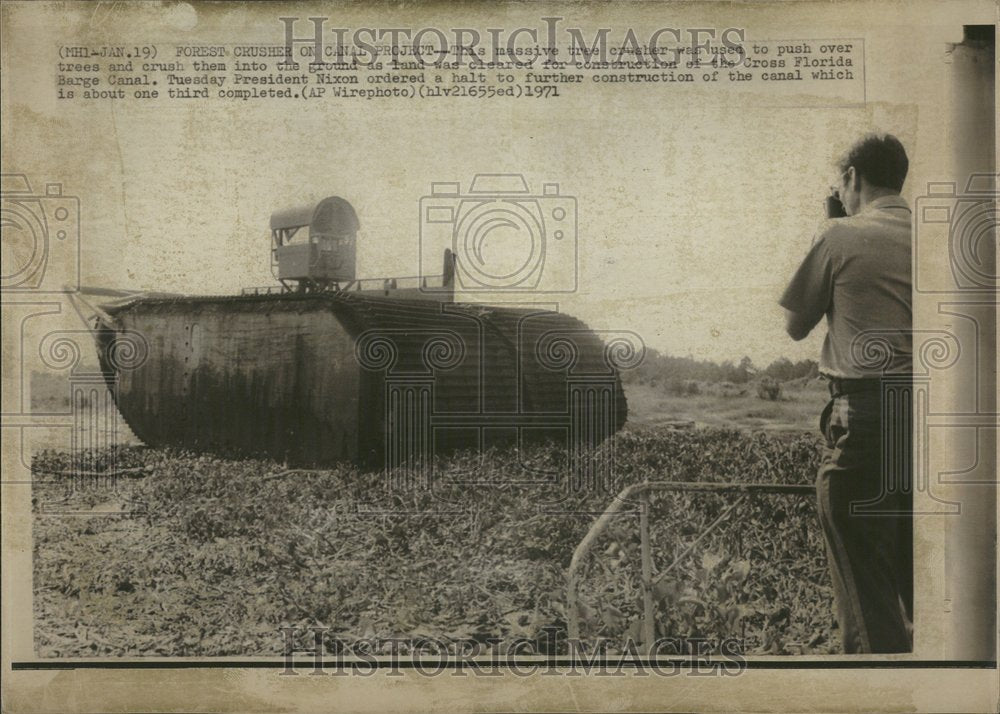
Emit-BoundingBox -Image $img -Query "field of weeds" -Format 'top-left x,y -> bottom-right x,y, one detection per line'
32,426 -> 839,658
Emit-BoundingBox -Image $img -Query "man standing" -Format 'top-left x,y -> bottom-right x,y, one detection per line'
780,133 -> 914,653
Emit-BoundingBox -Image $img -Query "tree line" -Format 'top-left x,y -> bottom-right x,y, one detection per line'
621,350 -> 819,386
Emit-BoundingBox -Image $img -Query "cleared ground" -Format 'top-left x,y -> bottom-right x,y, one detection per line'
624,377 -> 829,433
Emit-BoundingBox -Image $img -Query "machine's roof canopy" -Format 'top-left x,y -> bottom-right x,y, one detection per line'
270,196 -> 360,234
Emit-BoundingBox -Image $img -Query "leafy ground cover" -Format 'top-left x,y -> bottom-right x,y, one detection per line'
32,426 -> 838,657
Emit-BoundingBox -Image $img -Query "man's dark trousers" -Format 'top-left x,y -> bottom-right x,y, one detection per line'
816,376 -> 914,653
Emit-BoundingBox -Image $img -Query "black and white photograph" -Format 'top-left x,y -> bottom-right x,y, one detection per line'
1,1 -> 996,711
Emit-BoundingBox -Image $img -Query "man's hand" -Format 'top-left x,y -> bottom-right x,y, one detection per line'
784,308 -> 820,341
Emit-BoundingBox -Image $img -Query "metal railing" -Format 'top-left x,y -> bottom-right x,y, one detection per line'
241,273 -> 453,297
241,285 -> 290,296
565,480 -> 816,646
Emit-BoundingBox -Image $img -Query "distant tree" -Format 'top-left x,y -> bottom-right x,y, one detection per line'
721,356 -> 754,384
620,348 -> 816,387
795,359 -> 820,379
762,357 -> 819,382
764,357 -> 795,381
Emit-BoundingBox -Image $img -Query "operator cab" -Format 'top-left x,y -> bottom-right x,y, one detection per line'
271,196 -> 359,291
266,195 -> 454,300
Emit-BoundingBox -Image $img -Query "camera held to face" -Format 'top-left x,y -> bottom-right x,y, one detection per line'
1,174 -> 80,293
419,174 -> 577,293
826,192 -> 847,218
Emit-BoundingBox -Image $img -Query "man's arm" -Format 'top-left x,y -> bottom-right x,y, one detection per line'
784,308 -> 821,341
779,231 -> 836,341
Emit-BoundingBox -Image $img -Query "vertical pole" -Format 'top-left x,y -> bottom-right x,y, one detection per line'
942,25 -> 996,661
639,488 -> 656,654
567,572 -> 579,642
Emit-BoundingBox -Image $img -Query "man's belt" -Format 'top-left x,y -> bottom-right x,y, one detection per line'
822,374 -> 913,398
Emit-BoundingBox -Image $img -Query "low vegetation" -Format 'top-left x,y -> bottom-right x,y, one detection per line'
32,427 -> 838,658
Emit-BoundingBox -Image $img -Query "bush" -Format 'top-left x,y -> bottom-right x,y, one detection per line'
665,379 -> 702,397
756,377 -> 782,401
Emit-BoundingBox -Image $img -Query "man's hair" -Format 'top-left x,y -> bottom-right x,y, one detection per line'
837,133 -> 909,192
